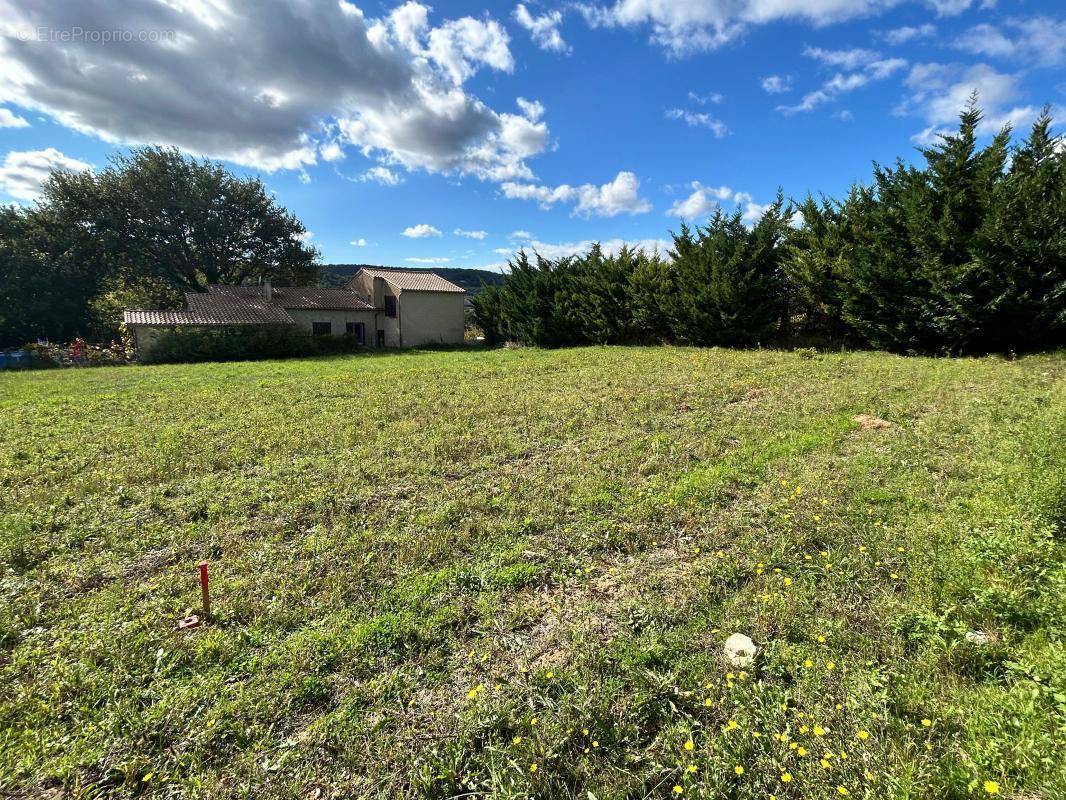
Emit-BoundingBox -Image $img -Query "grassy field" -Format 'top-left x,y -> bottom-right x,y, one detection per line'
1,346 -> 1064,799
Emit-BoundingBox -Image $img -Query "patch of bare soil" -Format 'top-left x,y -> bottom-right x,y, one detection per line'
851,414 -> 892,430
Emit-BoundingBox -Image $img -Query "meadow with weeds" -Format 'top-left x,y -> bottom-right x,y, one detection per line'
1,346 -> 1064,799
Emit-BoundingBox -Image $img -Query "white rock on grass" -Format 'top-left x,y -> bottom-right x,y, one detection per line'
965,630 -> 989,646
723,633 -> 758,667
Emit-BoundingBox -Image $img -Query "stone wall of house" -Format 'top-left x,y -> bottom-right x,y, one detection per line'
286,309 -> 377,341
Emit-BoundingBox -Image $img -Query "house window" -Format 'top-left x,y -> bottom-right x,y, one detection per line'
383,295 -> 397,318
346,321 -> 365,344
311,321 -> 332,336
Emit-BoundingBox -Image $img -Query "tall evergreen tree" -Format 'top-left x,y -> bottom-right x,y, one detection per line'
666,198 -> 791,346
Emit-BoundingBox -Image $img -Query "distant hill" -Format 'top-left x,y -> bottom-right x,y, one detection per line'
321,264 -> 506,295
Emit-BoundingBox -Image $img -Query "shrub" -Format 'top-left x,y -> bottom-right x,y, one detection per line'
665,198 -> 792,346
141,325 -> 365,364
823,104 -> 1066,354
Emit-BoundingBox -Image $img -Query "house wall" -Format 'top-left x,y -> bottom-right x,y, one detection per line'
397,291 -> 466,346
346,272 -> 399,346
286,309 -> 376,340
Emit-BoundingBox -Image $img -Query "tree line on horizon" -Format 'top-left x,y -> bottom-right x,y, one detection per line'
474,105 -> 1066,355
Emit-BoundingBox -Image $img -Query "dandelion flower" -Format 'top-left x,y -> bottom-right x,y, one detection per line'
983,780 -> 1000,795
781,773 -> 793,783
734,765 -> 744,775
814,726 -> 826,736
826,661 -> 836,671
857,731 -> 870,741
673,786 -> 683,795
531,717 -> 538,726
820,758 -> 832,770
513,736 -> 523,745
687,764 -> 698,774
797,747 -> 808,756
804,659 -> 814,668
592,740 -> 599,748
684,739 -> 695,751
530,763 -> 538,773
704,697 -> 713,707
837,786 -> 849,795
921,719 -> 931,727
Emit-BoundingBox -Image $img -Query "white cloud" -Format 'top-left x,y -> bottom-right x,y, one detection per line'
500,236 -> 672,260
454,228 -> 488,239
405,256 -> 451,263
880,24 -> 936,45
665,108 -> 729,137
666,181 -> 768,225
0,107 -> 29,128
803,46 -> 882,71
350,238 -> 368,246
509,229 -> 534,239
579,0 -> 900,56
778,50 -> 907,114
954,17 -> 1066,67
361,166 -> 403,186
0,1 -> 547,184
516,97 -> 545,121
899,62 -> 1040,143
688,90 -> 723,104
927,0 -> 976,18
501,170 -> 652,217
760,75 -> 793,94
514,4 -> 570,53
403,223 -> 442,238
319,141 -> 345,162
0,147 -> 91,201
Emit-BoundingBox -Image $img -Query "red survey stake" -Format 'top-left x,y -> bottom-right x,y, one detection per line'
199,560 -> 211,619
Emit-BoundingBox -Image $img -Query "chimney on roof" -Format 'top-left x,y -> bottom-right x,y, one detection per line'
262,278 -> 272,301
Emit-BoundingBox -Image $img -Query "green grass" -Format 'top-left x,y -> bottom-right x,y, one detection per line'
1,346 -> 1064,799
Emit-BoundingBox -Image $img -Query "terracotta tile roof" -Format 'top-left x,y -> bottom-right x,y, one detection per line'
358,267 -> 465,293
206,285 -> 374,310
125,293 -> 295,326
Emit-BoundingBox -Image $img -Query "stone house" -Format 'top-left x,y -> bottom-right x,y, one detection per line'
124,267 -> 466,357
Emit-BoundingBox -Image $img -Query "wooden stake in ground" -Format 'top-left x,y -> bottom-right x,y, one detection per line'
199,561 -> 211,620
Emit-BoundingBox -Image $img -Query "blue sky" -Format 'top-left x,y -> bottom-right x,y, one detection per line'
1,0 -> 1064,270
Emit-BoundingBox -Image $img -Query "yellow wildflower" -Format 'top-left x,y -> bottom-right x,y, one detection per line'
734,765 -> 744,776
684,739 -> 695,751
983,780 -> 1000,795
781,773 -> 793,783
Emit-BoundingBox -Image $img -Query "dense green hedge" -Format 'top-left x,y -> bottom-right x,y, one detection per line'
141,325 -> 365,364
474,105 -> 1065,355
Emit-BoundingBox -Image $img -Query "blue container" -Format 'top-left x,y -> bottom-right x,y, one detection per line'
0,352 -> 7,370
8,350 -> 27,369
